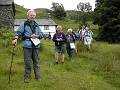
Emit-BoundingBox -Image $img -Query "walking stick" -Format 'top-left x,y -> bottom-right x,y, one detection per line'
8,45 -> 15,84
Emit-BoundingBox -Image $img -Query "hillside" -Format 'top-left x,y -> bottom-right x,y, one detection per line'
15,4 -> 50,19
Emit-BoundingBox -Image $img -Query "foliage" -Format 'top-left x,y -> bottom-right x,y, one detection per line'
0,28 -> 14,47
93,0 -> 120,43
51,2 -> 66,20
74,2 -> 92,27
77,2 -> 92,12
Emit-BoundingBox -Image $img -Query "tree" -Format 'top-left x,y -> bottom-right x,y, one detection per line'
93,0 -> 120,43
75,2 -> 92,27
51,2 -> 66,20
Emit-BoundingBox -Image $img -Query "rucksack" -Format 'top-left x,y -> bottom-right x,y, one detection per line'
22,20 -> 38,40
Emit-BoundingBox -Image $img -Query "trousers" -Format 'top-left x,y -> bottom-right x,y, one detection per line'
23,48 -> 40,80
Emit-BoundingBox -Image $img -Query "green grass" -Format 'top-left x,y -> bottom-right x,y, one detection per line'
0,39 -> 120,90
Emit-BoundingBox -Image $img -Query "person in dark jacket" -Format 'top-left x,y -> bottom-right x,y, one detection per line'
66,28 -> 76,60
52,25 -> 66,64
12,10 -> 43,83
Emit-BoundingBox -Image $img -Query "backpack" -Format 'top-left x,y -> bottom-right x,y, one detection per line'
22,20 -> 38,40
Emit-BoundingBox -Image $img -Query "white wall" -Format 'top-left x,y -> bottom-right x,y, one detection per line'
40,26 -> 56,38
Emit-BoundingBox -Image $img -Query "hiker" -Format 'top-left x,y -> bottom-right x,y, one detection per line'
66,28 -> 76,60
52,25 -> 66,64
83,27 -> 93,49
12,9 -> 43,83
48,32 -> 51,39
79,26 -> 86,42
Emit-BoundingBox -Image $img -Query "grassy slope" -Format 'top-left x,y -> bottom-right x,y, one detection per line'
15,4 -> 49,19
0,40 -> 120,90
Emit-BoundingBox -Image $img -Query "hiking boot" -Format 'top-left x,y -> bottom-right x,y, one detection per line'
24,78 -> 30,83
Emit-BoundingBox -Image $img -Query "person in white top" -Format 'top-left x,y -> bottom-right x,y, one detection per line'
83,27 -> 93,49
79,26 -> 86,42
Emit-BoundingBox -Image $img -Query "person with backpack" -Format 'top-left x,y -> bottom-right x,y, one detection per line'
79,26 -> 86,42
12,10 -> 43,83
83,27 -> 93,49
52,25 -> 66,64
66,28 -> 76,60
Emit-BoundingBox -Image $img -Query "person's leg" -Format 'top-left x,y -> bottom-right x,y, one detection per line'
32,48 -> 40,80
60,45 -> 65,63
55,46 -> 59,64
55,52 -> 59,64
23,48 -> 32,82
61,53 -> 65,63
66,46 -> 71,59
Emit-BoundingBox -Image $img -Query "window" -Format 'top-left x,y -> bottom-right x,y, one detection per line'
44,25 -> 49,30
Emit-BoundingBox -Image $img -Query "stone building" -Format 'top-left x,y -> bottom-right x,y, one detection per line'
0,0 -> 15,29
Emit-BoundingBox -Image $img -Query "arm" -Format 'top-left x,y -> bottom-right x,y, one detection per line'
12,22 -> 25,45
52,34 -> 57,42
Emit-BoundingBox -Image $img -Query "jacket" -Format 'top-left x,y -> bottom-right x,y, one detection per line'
15,20 -> 43,48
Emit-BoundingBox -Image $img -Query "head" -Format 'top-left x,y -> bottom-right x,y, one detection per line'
85,27 -> 89,30
27,9 -> 36,21
56,25 -> 62,33
67,28 -> 73,34
82,26 -> 85,29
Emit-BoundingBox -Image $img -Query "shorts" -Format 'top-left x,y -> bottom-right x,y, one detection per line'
55,44 -> 65,53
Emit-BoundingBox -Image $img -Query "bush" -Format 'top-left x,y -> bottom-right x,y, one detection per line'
0,28 -> 14,47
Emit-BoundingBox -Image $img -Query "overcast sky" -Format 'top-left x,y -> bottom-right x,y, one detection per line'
14,0 -> 95,10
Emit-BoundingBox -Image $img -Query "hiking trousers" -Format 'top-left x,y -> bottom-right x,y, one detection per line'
23,48 -> 40,80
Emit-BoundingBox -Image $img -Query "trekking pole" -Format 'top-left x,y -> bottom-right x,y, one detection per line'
8,45 -> 16,84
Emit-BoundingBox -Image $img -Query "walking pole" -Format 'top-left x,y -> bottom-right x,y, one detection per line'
8,45 -> 15,84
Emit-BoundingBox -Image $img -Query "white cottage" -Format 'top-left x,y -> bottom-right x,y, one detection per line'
14,19 -> 57,38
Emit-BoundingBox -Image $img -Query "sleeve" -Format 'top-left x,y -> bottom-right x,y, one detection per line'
72,34 -> 76,43
52,34 -> 56,42
15,22 -> 25,37
62,33 -> 67,42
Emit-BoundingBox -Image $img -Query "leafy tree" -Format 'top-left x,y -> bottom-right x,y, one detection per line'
75,2 -> 92,27
51,2 -> 66,20
93,0 -> 120,43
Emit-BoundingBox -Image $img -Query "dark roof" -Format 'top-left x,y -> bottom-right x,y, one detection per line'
0,0 -> 13,5
14,19 -> 57,26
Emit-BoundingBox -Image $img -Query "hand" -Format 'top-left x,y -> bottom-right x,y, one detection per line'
31,34 -> 36,39
12,39 -> 17,46
56,38 -> 60,41
56,38 -> 63,41
59,38 -> 63,41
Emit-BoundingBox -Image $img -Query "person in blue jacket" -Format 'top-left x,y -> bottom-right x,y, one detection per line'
52,25 -> 66,64
12,10 -> 43,83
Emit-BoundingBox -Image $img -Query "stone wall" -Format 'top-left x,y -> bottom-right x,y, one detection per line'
0,4 -> 14,29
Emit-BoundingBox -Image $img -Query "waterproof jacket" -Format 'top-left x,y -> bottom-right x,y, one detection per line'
15,20 -> 43,48
52,32 -> 66,46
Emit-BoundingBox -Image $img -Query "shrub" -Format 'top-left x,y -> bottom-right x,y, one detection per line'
0,28 -> 14,47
